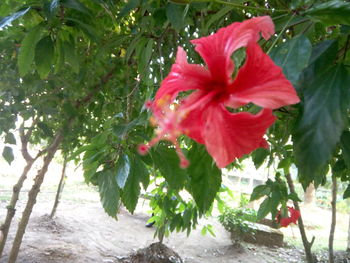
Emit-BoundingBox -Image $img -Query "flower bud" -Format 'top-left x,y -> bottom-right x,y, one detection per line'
138,144 -> 149,155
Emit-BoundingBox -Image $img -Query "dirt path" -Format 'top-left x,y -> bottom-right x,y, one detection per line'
0,195 -> 305,263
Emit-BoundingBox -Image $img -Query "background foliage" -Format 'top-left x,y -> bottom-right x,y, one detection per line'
0,0 -> 350,242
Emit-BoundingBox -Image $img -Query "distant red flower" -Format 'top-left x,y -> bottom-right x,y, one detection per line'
276,206 -> 301,227
139,16 -> 300,168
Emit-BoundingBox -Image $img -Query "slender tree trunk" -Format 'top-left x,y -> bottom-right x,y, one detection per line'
4,67 -> 115,262
347,211 -> 350,252
7,133 -> 63,263
285,173 -> 316,263
50,156 -> 67,218
0,162 -> 33,258
329,175 -> 337,263
0,120 -> 42,259
304,183 -> 315,206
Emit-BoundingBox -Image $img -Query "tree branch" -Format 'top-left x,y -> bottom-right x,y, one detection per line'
74,67 -> 116,109
19,117 -> 39,163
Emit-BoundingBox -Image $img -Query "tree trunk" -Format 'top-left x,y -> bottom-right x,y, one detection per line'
329,175 -> 337,263
304,183 -> 315,206
7,133 -> 63,263
347,211 -> 350,252
4,67 -> 115,262
285,173 -> 316,263
0,121 -> 42,259
0,162 -> 33,258
50,156 -> 68,218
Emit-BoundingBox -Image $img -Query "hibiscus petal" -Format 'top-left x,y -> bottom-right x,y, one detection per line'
191,16 -> 274,83
181,108 -> 205,144
154,47 -> 211,106
278,207 -> 300,227
280,217 -> 294,227
179,91 -> 208,144
289,207 -> 301,224
227,43 -> 300,109
203,105 -> 276,168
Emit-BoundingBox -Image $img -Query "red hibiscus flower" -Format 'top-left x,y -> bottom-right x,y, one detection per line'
276,206 -> 301,227
139,16 -> 300,168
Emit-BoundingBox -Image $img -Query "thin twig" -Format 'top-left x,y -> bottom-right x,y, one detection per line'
74,67 -> 116,108
267,13 -> 296,54
300,21 -> 314,35
158,40 -> 164,81
213,0 -> 289,13
343,35 -> 350,62
115,83 -> 139,101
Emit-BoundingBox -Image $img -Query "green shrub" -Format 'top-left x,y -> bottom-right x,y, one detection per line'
218,207 -> 257,246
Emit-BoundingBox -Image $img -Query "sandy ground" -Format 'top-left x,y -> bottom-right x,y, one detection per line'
0,194 -> 306,263
0,158 -> 348,263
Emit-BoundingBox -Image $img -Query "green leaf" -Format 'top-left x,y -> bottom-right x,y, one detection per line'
138,39 -> 154,76
278,159 -> 291,171
37,122 -> 54,138
204,6 -> 233,34
62,101 -> 78,118
332,159 -> 347,177
138,162 -> 150,190
119,0 -> 140,18
35,36 -> 54,79
2,146 -> 14,165
116,154 -> 130,189
206,224 -> 216,237
341,25 -> 350,35
297,40 -> 338,91
270,35 -> 312,85
169,214 -> 182,232
121,155 -> 148,213
98,169 -> 120,217
62,0 -> 91,15
252,148 -> 269,169
5,133 -> 16,145
250,184 -> 271,201
288,192 -> 302,202
270,190 -> 281,218
341,131 -> 350,169
305,0 -> 350,26
183,208 -> 192,227
54,38 -> 65,73
187,143 -> 222,213
84,162 -> 100,184
125,35 -> 141,62
0,7 -> 30,29
18,25 -> 43,77
201,226 -> 207,236
112,116 -> 146,138
153,8 -> 167,26
63,40 -> 79,73
257,197 -> 271,221
309,40 -> 337,66
343,184 -> 350,199
294,65 -> 350,186
166,3 -> 185,31
65,17 -> 97,40
151,145 -> 187,189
